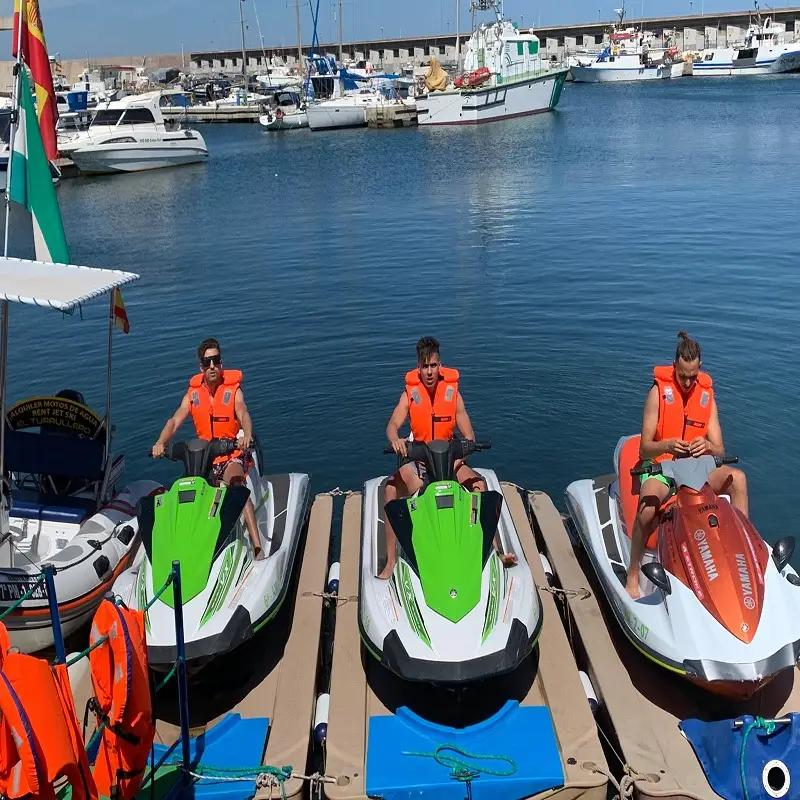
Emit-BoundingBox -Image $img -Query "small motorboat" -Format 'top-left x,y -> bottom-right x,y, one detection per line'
62,91 -> 208,174
258,90 -> 308,131
0,257 -> 158,653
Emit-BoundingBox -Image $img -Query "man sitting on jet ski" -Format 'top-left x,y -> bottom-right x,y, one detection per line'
150,338 -> 263,559
626,331 -> 749,598
380,336 -> 517,579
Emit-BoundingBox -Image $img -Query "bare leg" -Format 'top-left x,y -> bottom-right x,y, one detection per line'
626,478 -> 670,599
456,463 -> 517,568
708,465 -> 749,518
378,462 -> 422,580
223,462 -> 263,559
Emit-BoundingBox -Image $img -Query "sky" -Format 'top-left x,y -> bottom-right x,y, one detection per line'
14,0 -> 791,59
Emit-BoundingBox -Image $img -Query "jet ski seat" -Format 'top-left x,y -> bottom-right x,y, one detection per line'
614,434 -> 660,550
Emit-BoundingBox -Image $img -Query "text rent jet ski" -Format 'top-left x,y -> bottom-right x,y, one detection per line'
566,435 -> 800,699
360,439 -> 542,684
114,437 -> 310,669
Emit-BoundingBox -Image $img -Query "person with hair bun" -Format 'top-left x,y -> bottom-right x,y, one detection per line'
625,331 -> 749,599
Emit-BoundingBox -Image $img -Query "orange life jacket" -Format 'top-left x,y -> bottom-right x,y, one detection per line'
88,600 -> 154,800
653,365 -> 714,461
405,367 -> 459,443
188,369 -> 243,465
0,622 -> 97,800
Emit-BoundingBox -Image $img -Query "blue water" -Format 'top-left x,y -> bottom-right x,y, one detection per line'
5,74 -> 800,546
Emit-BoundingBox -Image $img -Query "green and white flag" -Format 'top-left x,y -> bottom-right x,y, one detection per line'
9,67 -> 69,263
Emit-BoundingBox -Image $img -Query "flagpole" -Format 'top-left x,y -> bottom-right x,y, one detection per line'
104,291 -> 113,470
0,1 -> 26,539
4,0 -> 26,260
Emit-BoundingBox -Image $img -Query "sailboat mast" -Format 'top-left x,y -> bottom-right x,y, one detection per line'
295,0 -> 302,65
338,0 -> 343,63
238,0 -> 248,90
456,0 -> 461,70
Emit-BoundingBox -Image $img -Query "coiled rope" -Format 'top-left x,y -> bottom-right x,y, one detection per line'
739,716 -> 778,800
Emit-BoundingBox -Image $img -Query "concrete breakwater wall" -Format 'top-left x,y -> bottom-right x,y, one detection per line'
1,6 -> 798,93
188,6 -> 800,73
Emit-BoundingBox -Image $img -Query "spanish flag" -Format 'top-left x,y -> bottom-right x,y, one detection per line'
113,288 -> 130,334
13,0 -> 59,162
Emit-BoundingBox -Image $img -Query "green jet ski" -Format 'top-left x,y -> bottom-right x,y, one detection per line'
113,437 -> 310,669
360,438 -> 542,684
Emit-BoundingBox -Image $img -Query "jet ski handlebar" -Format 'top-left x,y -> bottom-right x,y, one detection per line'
152,438 -> 242,479
383,438 -> 491,483
631,454 -> 739,476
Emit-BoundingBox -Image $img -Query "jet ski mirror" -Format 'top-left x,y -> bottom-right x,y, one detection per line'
772,536 -> 795,573
642,561 -> 672,595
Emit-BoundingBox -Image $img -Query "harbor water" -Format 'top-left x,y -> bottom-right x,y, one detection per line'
6,75 -> 800,551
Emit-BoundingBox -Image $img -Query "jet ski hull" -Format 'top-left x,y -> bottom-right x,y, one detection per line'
359,468 -> 542,685
566,441 -> 800,699
114,468 -> 311,670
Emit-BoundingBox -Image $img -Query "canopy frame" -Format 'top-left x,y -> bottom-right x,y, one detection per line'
0,257 -> 140,538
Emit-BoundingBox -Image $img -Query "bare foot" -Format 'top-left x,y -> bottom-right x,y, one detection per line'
377,563 -> 395,580
500,552 -> 518,568
625,572 -> 641,599
253,544 -> 264,560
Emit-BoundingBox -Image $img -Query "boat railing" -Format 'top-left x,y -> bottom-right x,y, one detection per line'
491,58 -> 567,86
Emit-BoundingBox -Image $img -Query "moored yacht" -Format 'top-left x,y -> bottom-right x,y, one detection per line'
59,91 -> 208,174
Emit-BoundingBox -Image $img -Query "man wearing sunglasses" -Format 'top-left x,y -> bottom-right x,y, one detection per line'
151,338 -> 263,559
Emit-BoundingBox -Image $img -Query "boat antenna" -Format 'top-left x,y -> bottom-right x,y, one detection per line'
470,0 -> 503,24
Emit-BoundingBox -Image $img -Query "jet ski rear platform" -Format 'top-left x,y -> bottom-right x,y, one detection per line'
530,489 -> 800,800
323,485 -> 609,800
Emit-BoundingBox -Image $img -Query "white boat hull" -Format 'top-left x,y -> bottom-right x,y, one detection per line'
258,111 -> 308,130
71,135 -> 208,174
416,68 -> 568,126
691,45 -> 800,76
307,104 -> 367,130
0,480 -> 161,652
571,62 -> 676,82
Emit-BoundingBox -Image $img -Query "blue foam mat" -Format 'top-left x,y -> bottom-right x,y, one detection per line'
152,713 -> 270,800
366,701 -> 564,800
680,714 -> 800,800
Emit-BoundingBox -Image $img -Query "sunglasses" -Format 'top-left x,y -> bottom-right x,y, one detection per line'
201,355 -> 221,368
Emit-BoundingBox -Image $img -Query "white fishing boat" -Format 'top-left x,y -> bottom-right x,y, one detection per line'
258,90 -> 308,130
60,91 -> 208,174
415,0 -> 568,126
692,13 -> 800,76
571,11 -> 683,82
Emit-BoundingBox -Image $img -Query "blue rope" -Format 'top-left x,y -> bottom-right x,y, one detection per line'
739,716 -> 777,800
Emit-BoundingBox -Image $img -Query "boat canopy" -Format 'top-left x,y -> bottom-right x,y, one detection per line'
0,257 -> 138,313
